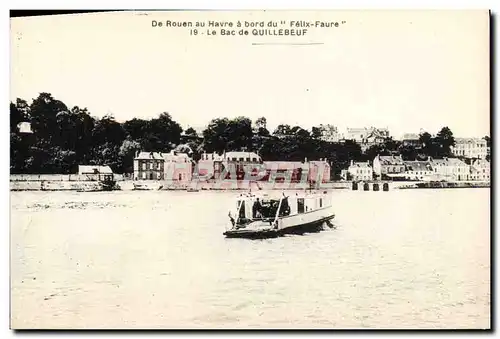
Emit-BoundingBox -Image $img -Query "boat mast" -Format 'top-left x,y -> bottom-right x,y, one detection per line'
273,196 -> 284,229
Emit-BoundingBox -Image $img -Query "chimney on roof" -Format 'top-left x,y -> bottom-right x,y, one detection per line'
350,160 -> 354,166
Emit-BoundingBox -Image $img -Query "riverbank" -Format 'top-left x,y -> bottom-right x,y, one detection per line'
397,181 -> 490,189
9,178 -> 490,191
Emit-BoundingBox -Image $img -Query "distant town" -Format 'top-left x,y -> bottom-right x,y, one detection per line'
10,93 -> 490,189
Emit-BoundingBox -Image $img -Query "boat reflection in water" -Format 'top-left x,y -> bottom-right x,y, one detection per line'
224,191 -> 335,239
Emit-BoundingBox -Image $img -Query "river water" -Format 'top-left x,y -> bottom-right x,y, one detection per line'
10,189 -> 490,329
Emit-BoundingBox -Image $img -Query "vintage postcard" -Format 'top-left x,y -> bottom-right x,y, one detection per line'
10,10 -> 490,329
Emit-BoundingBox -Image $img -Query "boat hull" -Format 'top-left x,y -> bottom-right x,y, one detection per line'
223,214 -> 335,239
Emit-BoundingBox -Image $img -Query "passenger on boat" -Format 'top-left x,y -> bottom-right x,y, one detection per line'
279,196 -> 291,216
252,198 -> 263,219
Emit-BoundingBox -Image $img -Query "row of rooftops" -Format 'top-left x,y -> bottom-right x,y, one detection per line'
352,156 -> 489,169
134,150 -> 330,166
134,150 -> 191,161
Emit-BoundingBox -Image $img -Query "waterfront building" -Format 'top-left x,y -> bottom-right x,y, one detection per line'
372,155 -> 406,179
134,152 -> 165,180
431,157 -> 470,181
342,160 -> 373,181
196,151 -> 262,180
402,161 -> 434,181
163,150 -> 193,182
309,159 -> 331,183
451,138 -> 488,159
469,159 -> 490,181
133,151 -> 192,181
262,161 -> 308,183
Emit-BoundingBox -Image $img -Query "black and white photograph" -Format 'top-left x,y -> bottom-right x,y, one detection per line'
9,9 -> 490,329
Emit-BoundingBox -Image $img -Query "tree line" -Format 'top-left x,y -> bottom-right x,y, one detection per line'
11,93 -> 473,178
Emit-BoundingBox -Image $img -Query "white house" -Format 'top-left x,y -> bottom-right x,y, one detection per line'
403,161 -> 434,181
17,122 -> 33,134
224,151 -> 262,163
431,157 -> 470,181
342,160 -> 373,181
451,138 -> 488,159
469,159 -> 490,181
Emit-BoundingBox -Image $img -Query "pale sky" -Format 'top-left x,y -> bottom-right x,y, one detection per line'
10,10 -> 490,139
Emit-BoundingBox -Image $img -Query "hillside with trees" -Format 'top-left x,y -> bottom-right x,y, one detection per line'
11,93 -> 462,178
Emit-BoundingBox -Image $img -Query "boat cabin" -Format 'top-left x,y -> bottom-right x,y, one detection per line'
232,192 -> 331,226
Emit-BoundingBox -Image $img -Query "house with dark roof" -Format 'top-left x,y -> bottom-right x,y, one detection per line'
133,151 -> 193,181
469,159 -> 490,181
403,161 -> 434,181
344,127 -> 389,152
373,155 -> 405,179
431,157 -> 470,181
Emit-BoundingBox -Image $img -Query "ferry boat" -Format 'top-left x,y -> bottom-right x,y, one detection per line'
223,191 -> 335,239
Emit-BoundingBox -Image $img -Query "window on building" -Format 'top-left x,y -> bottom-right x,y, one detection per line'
319,198 -> 323,208
142,162 -> 146,170
142,172 -> 146,179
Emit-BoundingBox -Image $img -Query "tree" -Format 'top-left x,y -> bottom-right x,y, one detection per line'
419,131 -> 433,149
202,117 -> 253,153
400,145 -> 419,161
119,139 -> 142,173
10,99 -> 33,173
10,99 -> 30,133
484,136 -> 491,161
71,106 -> 95,164
123,118 -> 150,141
90,115 -> 126,171
311,126 -> 324,140
184,127 -> 198,137
255,117 -> 270,137
203,118 -> 230,153
273,124 -> 292,137
434,126 -> 455,157
364,144 -> 386,161
419,131 -> 438,158
30,92 -> 69,146
384,137 -> 401,153
484,136 -> 490,148
255,117 -> 267,130
149,112 -> 183,149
